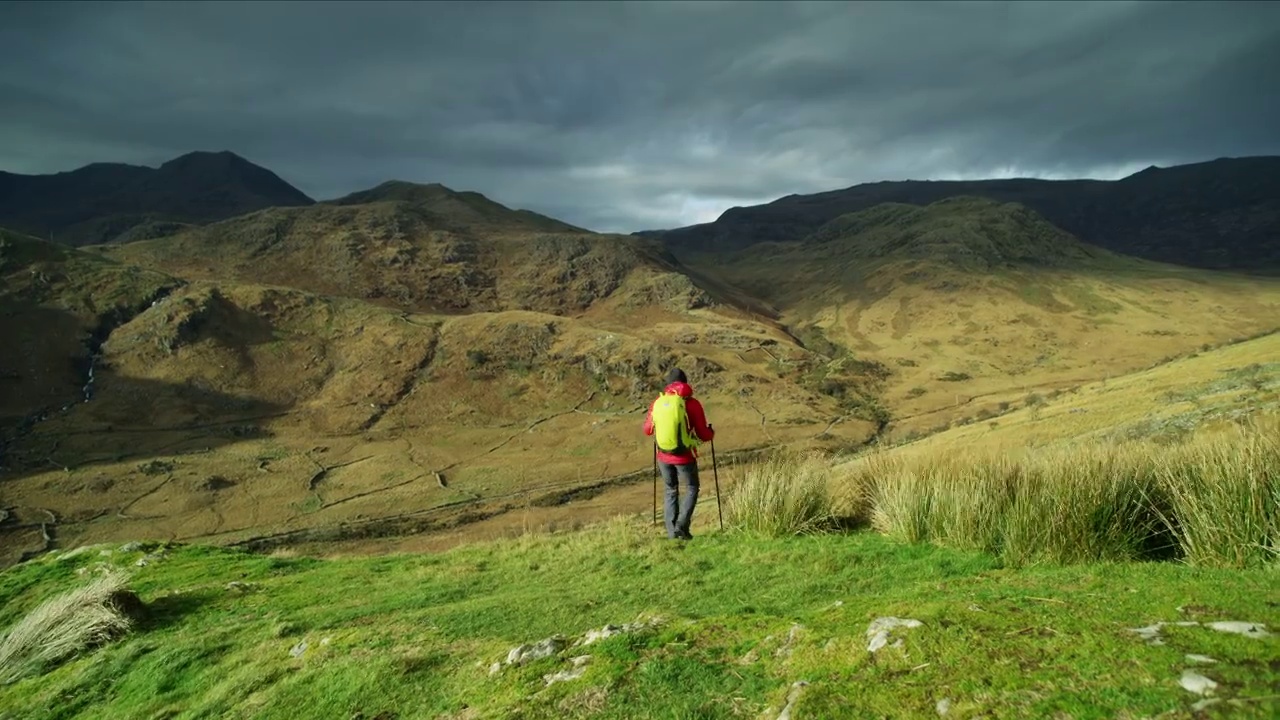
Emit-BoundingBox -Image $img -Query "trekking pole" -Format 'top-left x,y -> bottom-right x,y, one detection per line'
652,441 -> 658,527
710,436 -> 723,531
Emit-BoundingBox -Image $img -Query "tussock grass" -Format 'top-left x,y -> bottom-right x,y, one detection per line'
0,570 -> 138,684
723,450 -> 837,536
1155,417 -> 1280,568
844,413 -> 1280,568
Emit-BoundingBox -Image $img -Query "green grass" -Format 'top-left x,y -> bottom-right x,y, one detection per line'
1,524 -> 1277,719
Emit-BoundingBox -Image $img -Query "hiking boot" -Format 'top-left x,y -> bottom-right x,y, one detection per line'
675,530 -> 693,541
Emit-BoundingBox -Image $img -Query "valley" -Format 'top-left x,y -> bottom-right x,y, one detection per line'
3,153 -> 1280,567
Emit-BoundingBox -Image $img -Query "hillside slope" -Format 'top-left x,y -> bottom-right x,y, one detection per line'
2,522 -> 1276,719
0,228 -> 181,437
654,156 -> 1280,270
861,329 -> 1280,452
0,234 -> 881,566
95,183 -> 740,319
678,198 -> 1280,435
0,151 -> 315,247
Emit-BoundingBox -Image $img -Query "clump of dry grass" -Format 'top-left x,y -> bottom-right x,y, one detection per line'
723,449 -> 837,537
0,569 -> 142,685
1154,416 -> 1280,568
843,413 -> 1279,568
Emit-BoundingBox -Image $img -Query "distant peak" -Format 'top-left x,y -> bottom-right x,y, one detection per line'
159,150 -> 253,170
332,180 -> 469,205
372,179 -> 456,193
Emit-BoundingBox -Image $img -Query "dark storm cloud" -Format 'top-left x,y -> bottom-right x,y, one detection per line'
2,0 -> 1278,232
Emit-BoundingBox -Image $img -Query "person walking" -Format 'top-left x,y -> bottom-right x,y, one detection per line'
644,367 -> 714,540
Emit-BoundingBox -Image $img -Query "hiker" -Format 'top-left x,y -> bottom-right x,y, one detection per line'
644,367 -> 714,540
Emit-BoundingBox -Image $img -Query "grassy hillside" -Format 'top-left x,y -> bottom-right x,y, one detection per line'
872,329 -> 1280,449
0,229 -> 181,434
0,498 -> 1275,718
680,198 -> 1280,437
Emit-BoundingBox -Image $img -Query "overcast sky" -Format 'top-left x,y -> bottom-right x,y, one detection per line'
2,1 -> 1277,232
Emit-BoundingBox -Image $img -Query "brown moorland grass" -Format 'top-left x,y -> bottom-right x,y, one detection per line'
834,412 -> 1279,568
0,569 -> 138,685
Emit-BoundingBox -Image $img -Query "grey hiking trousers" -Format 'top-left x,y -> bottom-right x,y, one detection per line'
659,460 -> 699,539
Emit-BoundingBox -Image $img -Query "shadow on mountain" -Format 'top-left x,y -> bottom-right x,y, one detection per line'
1,351 -> 290,485
0,297 -> 290,481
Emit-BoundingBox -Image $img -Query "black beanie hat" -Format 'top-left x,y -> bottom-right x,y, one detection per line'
664,367 -> 688,385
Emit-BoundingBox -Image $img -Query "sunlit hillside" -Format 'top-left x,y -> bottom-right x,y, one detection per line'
680,198 -> 1280,437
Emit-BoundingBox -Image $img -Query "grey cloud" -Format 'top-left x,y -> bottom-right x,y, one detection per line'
2,0 -> 1278,233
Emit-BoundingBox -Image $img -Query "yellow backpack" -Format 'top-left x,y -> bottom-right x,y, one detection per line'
653,392 -> 697,453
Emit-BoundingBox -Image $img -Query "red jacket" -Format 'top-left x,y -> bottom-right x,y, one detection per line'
643,381 -> 714,465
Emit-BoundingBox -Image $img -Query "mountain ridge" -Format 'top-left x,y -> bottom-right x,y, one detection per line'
0,151 -> 315,247
649,155 -> 1280,270
325,180 -> 589,234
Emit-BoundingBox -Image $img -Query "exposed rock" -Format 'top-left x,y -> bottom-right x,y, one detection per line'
1128,624 -> 1164,644
580,624 -> 625,646
936,698 -> 953,716
225,581 -> 256,593
1185,654 -> 1217,664
543,666 -> 587,686
867,617 -> 923,653
1128,619 -> 1269,645
289,641 -> 308,658
543,656 -> 592,686
505,636 -> 567,666
1126,620 -> 1199,646
493,618 -> 663,676
137,459 -> 175,476
1178,669 -> 1218,696
775,624 -> 804,659
135,551 -> 167,567
1206,621 -> 1270,639
119,541 -> 143,553
776,680 -> 809,720
575,617 -> 663,647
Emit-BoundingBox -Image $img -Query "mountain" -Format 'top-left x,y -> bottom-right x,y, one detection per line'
328,180 -> 587,234
94,181 -> 765,320
676,197 -> 1280,434
651,156 -> 1280,270
0,151 -> 315,247
5,156 -> 1280,565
